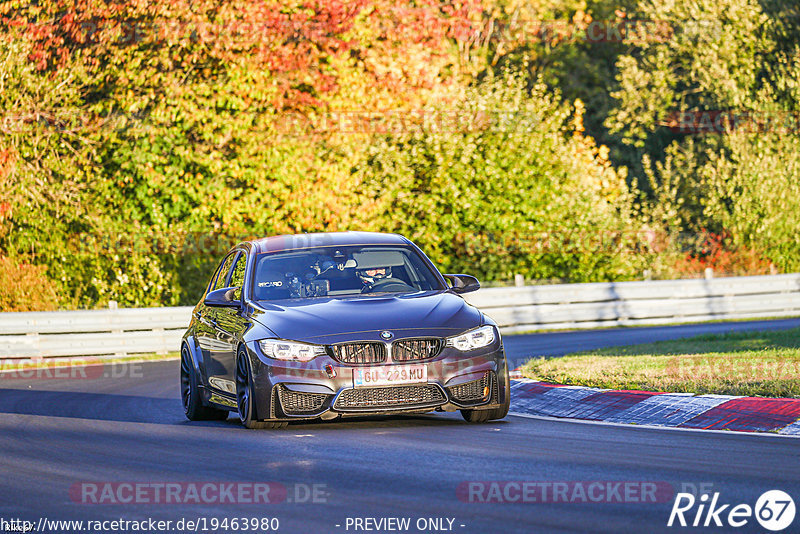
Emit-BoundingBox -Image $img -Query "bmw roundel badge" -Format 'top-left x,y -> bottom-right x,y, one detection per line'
380,330 -> 394,340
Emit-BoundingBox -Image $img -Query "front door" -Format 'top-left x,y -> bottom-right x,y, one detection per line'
208,251 -> 249,394
200,251 -> 237,394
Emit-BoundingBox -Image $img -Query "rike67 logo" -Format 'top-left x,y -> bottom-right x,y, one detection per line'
668,490 -> 795,531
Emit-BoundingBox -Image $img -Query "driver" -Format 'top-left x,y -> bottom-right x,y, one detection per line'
357,266 -> 391,288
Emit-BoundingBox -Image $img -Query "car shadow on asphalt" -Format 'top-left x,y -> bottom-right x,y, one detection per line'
0,387 -> 213,426
0,387 -> 503,429
274,413 -> 482,431
209,412 -> 505,432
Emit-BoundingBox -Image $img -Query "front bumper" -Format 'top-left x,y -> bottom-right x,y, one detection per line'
247,341 -> 508,420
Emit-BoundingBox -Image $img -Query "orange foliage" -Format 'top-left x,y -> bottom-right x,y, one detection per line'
0,256 -> 59,311
671,231 -> 774,277
3,0 -> 482,111
0,147 -> 16,236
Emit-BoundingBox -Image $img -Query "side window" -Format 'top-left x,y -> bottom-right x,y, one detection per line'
229,252 -> 247,300
207,259 -> 226,294
212,252 -> 237,291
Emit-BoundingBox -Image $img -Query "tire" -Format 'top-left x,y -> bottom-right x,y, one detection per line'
460,365 -> 511,423
236,348 -> 288,430
460,408 -> 491,423
181,345 -> 229,421
487,363 -> 511,420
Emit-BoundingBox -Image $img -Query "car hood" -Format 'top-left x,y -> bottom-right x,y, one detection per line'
249,291 -> 482,344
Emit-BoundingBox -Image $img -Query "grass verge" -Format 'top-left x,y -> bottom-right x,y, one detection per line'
521,327 -> 800,397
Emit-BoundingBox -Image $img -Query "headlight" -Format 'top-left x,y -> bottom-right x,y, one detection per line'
446,325 -> 496,351
258,339 -> 326,362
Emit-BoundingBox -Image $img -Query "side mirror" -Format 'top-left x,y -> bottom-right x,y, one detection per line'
204,287 -> 240,308
443,274 -> 481,294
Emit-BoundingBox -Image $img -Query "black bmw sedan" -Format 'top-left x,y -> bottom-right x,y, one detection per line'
181,231 -> 510,429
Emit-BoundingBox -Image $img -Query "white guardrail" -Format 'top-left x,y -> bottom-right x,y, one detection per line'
1,273 -> 799,359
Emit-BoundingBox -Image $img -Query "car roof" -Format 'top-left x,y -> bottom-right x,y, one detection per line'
248,231 -> 412,254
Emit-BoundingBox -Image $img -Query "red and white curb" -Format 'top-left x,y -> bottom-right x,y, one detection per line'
510,379 -> 800,436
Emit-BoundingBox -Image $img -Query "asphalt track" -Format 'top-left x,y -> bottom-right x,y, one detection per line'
1,319 -> 799,534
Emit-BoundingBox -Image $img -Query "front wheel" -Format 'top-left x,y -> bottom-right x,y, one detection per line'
236,349 -> 287,429
460,366 -> 511,423
181,345 -> 228,421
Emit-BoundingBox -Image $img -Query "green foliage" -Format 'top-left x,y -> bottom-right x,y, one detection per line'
639,128 -> 800,274
358,73 -> 649,281
0,1 -> 473,308
606,0 -> 800,272
2,0 -> 797,310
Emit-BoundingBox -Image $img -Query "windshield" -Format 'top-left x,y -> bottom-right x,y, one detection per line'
251,245 -> 445,301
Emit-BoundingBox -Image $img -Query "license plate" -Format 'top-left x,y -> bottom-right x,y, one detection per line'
353,365 -> 427,388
